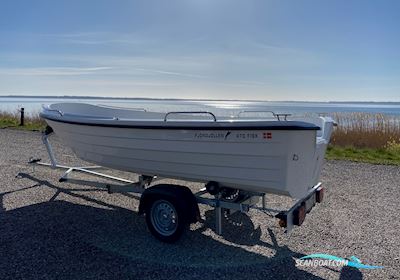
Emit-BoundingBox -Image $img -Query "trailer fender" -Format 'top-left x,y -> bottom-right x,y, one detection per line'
138,184 -> 200,223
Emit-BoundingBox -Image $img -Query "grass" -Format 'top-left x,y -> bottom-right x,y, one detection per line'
326,113 -> 400,165
1,110 -> 400,165
0,110 -> 46,131
326,145 -> 400,165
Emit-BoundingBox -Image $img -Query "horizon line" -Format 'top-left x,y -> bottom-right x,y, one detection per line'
1,95 -> 400,104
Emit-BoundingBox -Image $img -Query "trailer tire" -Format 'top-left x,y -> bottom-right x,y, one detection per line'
145,196 -> 187,243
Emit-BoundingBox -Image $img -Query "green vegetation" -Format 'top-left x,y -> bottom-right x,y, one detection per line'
0,110 -> 46,131
1,110 -> 400,165
327,113 -> 400,165
326,145 -> 400,165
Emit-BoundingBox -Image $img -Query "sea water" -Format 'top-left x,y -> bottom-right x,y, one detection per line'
0,96 -> 400,117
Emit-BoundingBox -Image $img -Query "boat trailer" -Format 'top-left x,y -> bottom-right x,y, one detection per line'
28,129 -> 324,243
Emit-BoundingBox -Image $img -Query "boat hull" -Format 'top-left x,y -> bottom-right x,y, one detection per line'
46,119 -> 325,198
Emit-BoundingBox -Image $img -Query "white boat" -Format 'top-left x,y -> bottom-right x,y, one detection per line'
40,103 -> 334,199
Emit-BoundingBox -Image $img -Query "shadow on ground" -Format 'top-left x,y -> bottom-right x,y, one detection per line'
0,173 -> 362,280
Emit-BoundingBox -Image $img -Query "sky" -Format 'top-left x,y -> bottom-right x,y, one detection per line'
0,0 -> 399,101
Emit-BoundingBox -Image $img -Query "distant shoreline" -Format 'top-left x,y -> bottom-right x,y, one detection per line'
0,95 -> 399,105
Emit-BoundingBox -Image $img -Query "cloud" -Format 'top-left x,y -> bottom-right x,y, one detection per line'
41,32 -> 149,46
132,68 -> 208,79
0,66 -> 112,76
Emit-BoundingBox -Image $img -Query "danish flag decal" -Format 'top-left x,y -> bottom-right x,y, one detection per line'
263,132 -> 272,139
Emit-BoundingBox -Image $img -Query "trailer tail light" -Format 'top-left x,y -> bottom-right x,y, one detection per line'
316,186 -> 324,203
276,212 -> 287,228
293,203 -> 306,226
278,219 -> 286,228
276,184 -> 324,229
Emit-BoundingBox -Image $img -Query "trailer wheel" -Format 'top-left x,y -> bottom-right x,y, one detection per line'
145,197 -> 186,243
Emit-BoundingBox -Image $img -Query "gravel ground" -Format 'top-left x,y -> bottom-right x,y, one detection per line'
0,129 -> 399,280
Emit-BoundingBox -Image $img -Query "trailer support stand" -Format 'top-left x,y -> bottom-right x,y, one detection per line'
42,132 -> 57,168
215,204 -> 223,235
